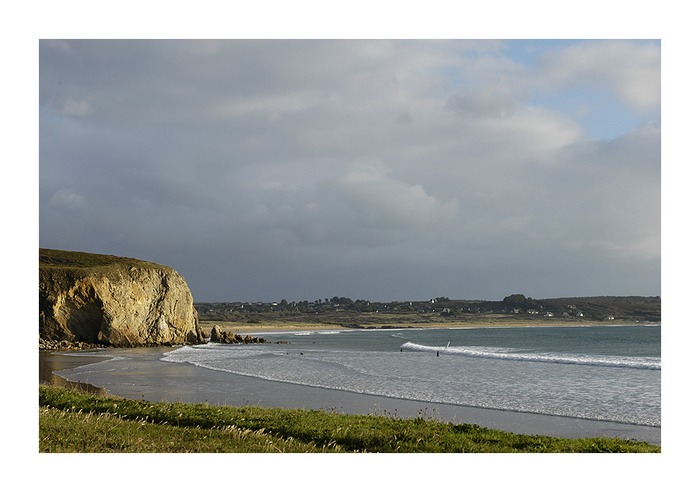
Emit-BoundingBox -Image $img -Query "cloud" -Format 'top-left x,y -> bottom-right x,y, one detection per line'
38,40 -> 661,301
560,124 -> 661,260
446,85 -> 522,118
49,189 -> 85,209
539,40 -> 661,113
61,97 -> 91,117
331,157 -> 458,229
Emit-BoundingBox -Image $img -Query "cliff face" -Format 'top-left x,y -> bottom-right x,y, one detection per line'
39,249 -> 206,347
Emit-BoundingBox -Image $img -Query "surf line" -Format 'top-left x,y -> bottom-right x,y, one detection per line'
437,341 -> 450,357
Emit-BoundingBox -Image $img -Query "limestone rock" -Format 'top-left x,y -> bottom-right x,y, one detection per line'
210,324 -> 227,343
210,325 -> 265,344
39,249 -> 206,347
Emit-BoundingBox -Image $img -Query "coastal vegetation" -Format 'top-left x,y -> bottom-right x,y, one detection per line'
39,385 -> 659,453
38,249 -> 661,453
195,294 -> 661,329
39,248 -> 164,271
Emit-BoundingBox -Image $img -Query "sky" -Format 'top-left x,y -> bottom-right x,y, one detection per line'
10,1 -> 700,480
38,39 -> 661,302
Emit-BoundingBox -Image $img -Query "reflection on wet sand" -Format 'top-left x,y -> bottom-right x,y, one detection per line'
39,351 -> 110,396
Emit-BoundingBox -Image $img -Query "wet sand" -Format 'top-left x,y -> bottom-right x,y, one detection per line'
39,347 -> 660,445
39,350 -> 112,395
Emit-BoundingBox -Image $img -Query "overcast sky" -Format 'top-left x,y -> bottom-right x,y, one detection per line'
39,39 -> 660,302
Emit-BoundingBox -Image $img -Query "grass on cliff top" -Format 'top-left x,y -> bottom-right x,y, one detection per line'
39,248 -> 162,270
39,385 -> 660,453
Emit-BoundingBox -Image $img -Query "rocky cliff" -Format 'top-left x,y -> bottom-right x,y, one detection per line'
39,249 -> 206,348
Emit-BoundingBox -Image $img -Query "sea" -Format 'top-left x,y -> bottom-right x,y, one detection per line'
166,324 -> 660,426
52,324 -> 660,442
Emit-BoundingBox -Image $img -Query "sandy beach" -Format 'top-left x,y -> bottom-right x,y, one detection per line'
198,319 -> 647,335
199,321 -> 349,334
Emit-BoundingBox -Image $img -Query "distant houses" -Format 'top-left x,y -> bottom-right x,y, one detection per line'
195,295 -> 659,323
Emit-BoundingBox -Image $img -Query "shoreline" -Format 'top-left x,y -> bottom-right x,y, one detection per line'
199,319 -> 653,334
39,320 -> 657,353
39,345 -> 661,445
39,350 -> 113,395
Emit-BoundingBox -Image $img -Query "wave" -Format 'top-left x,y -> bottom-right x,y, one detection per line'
61,351 -> 114,359
400,342 -> 661,370
290,330 -> 341,335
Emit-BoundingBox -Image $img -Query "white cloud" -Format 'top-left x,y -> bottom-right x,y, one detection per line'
38,40 -> 661,300
331,157 -> 458,229
539,40 -> 660,113
464,106 -> 583,160
49,189 -> 85,209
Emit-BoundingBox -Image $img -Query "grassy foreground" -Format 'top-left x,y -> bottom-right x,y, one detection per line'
39,385 -> 659,453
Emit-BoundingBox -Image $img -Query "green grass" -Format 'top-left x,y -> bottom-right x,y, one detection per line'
39,385 -> 660,453
39,248 -> 161,270
39,406 -> 333,452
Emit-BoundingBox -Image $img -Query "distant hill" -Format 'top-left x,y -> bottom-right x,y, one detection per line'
195,294 -> 661,326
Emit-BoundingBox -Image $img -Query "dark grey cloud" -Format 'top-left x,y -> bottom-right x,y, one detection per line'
39,40 -> 660,301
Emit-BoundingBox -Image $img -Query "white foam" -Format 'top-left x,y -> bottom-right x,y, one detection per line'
400,342 -> 661,370
155,335 -> 660,426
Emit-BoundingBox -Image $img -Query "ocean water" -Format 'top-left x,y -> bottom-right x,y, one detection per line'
161,325 -> 660,427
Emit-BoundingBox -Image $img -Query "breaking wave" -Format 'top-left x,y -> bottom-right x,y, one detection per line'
400,342 -> 660,370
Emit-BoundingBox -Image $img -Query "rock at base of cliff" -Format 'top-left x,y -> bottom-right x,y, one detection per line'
209,325 -> 265,344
